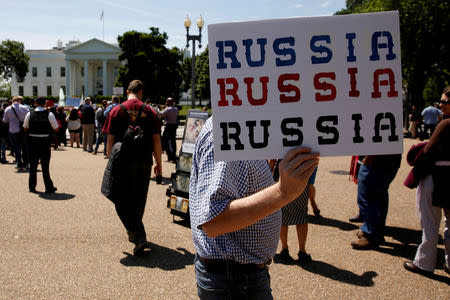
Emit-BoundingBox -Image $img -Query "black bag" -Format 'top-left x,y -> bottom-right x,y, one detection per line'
100,104 -> 147,202
119,104 -> 150,157
101,142 -> 123,202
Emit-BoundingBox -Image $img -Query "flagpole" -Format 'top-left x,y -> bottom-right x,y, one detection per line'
102,12 -> 104,41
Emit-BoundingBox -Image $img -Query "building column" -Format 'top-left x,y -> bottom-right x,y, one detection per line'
65,60 -> 71,97
102,59 -> 108,96
84,60 -> 89,97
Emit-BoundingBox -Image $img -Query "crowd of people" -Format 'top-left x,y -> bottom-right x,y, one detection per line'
1,84 -> 448,298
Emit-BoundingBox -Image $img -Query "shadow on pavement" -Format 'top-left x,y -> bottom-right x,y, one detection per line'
38,192 -> 75,200
120,243 -> 194,270
385,226 -> 422,245
149,176 -> 172,186
308,215 -> 359,231
274,256 -> 377,287
329,170 -> 349,175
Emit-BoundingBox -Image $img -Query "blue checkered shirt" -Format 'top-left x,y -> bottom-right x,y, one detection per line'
189,118 -> 281,264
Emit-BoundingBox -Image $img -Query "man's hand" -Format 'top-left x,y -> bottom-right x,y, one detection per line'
276,147 -> 319,201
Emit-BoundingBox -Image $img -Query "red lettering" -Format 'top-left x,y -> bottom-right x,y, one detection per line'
278,73 -> 300,103
244,77 -> 269,106
314,72 -> 336,101
217,77 -> 242,106
371,68 -> 398,98
347,68 -> 360,97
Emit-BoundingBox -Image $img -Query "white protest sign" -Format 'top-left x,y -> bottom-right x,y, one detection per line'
208,11 -> 403,161
113,87 -> 124,95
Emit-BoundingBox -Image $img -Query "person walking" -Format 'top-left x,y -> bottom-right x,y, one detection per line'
104,80 -> 162,255
23,97 -> 59,194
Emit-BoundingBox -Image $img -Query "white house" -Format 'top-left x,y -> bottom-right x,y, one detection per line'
11,38 -> 122,98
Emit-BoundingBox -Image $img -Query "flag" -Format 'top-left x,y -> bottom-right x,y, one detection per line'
100,11 -> 104,21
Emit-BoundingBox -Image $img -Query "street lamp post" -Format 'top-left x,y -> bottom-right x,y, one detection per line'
184,15 -> 204,108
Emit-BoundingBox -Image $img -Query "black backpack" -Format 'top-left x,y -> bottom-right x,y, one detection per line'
101,103 -> 149,202
119,104 -> 150,156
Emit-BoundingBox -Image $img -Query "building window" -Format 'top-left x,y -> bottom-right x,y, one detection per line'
33,86 -> 38,97
60,67 -> 65,77
61,85 -> 66,94
82,85 -> 85,94
18,86 -> 24,96
32,67 -> 37,77
47,86 -> 52,96
97,67 -> 103,77
46,67 -> 52,77
81,67 -> 84,77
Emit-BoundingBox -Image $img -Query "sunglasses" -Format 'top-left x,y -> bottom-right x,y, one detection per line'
440,100 -> 450,105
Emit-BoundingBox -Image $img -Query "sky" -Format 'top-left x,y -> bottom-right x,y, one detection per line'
0,0 -> 346,51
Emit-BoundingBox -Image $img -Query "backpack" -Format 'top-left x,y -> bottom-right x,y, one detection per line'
101,103 -> 148,202
119,104 -> 150,156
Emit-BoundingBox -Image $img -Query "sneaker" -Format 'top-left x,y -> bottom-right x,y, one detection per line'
297,251 -> 312,264
92,151 -> 97,155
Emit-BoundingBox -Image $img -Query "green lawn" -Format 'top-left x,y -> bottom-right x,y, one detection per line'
178,105 -> 211,118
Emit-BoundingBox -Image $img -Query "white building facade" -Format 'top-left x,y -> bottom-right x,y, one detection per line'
11,38 -> 122,98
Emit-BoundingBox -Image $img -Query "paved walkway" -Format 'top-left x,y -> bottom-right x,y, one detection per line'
0,138 -> 448,299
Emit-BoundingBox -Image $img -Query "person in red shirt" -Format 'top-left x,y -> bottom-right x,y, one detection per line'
103,80 -> 162,255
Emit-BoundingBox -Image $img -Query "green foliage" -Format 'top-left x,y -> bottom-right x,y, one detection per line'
116,27 -> 183,104
181,56 -> 192,92
0,40 -> 29,81
0,80 -> 11,98
336,0 -> 450,108
195,47 -> 210,101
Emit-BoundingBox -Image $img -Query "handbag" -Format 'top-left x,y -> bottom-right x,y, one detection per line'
101,142 -> 124,203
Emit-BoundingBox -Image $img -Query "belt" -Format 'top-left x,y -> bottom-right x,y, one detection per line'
198,256 -> 269,274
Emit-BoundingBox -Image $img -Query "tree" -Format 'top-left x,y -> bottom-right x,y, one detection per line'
0,40 -> 29,81
116,27 -> 183,104
0,80 -> 11,98
195,47 -> 210,103
181,56 -> 192,92
336,0 -> 450,108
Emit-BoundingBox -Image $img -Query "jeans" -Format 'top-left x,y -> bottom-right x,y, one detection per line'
194,256 -> 273,300
28,136 -> 54,191
94,129 -> 107,153
8,132 -> 28,167
357,164 -> 399,243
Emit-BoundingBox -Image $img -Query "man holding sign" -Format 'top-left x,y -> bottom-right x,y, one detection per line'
190,11 -> 403,297
190,119 -> 319,298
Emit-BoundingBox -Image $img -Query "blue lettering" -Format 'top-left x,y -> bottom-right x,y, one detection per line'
273,37 -> 296,67
243,38 -> 267,67
310,35 -> 333,64
370,31 -> 396,61
346,33 -> 356,62
216,40 -> 242,69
